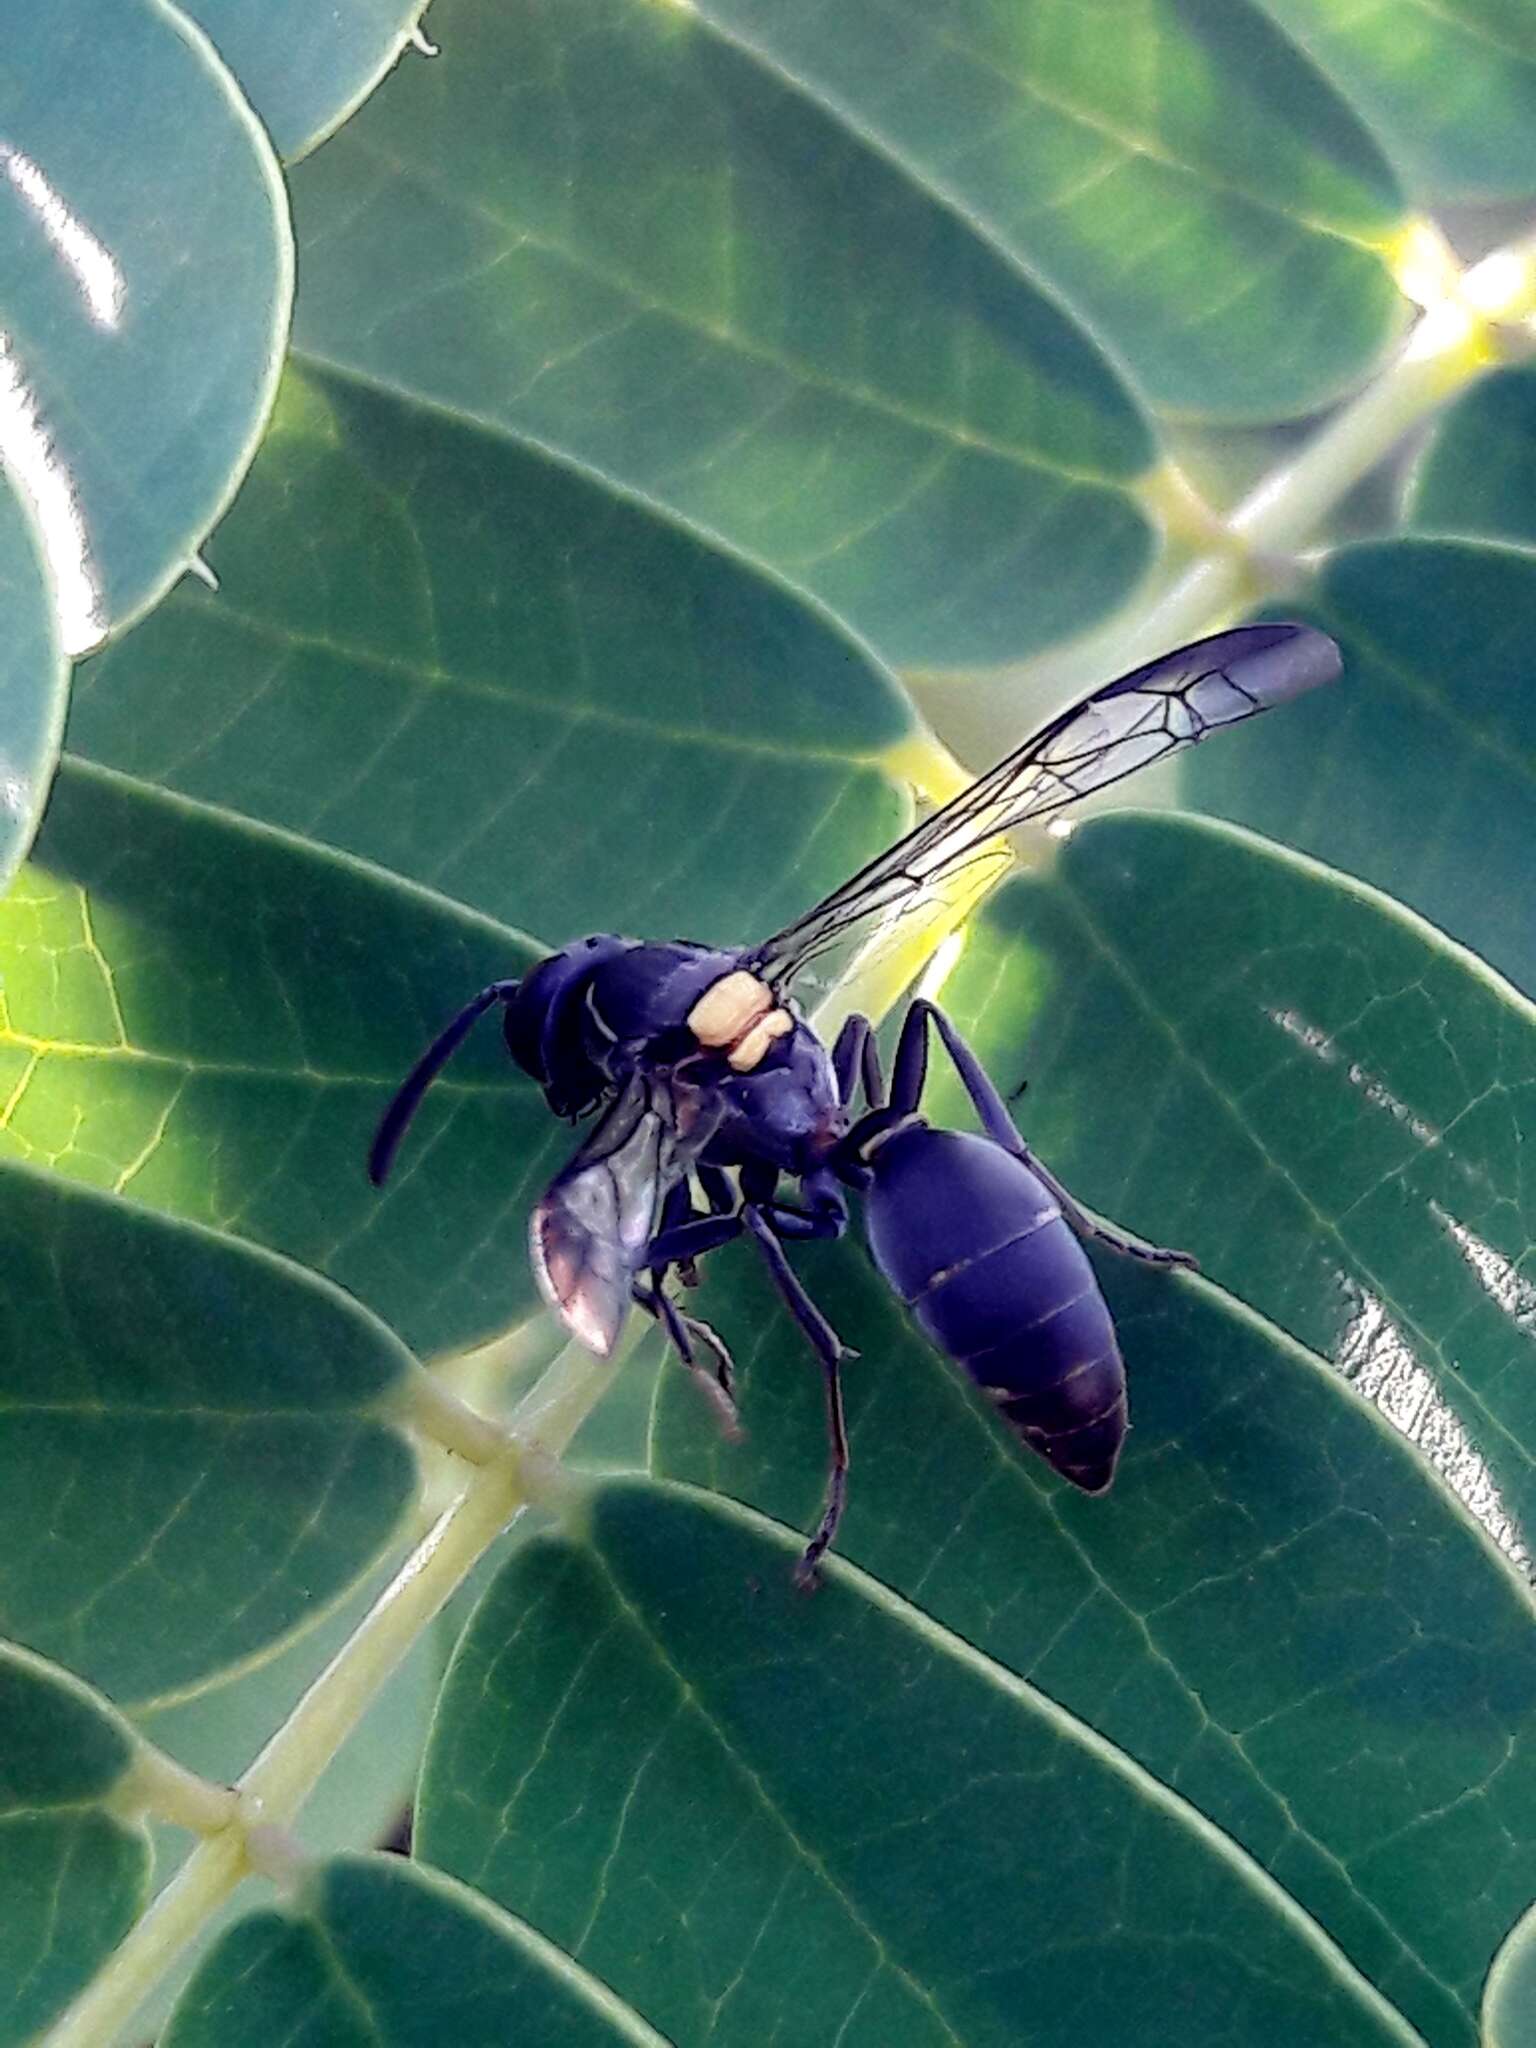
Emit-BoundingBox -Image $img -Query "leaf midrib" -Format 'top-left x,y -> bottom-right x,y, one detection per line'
128,596 -> 892,772
0,1030 -> 512,1095
694,0 -> 1399,254
583,1537 -> 969,2048
586,1486 -> 1426,2045
330,134 -> 1141,495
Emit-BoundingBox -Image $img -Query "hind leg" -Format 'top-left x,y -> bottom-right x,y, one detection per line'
739,1206 -> 854,1587
892,999 -> 1197,1271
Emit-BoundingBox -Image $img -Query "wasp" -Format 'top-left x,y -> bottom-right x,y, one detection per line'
371,624 -> 1340,1579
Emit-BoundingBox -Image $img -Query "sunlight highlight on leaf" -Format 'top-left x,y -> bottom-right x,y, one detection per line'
1336,1285 -> 1529,1573
0,331 -> 103,653
0,144 -> 122,329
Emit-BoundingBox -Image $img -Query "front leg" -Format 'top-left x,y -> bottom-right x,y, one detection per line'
632,1276 -> 741,1436
636,1182 -> 742,1428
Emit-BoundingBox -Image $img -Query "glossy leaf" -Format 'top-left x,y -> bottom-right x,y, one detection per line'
161,1852 -> 666,2047
930,814 -> 1536,1570
0,759 -> 552,1356
0,1644 -> 150,2046
0,1160 -> 419,1701
0,0 -> 291,651
183,0 -> 432,161
652,1243 -> 1536,2045
688,0 -> 1408,420
1255,0 -> 1536,201
1407,364 -> 1536,547
1182,538 -> 1536,997
419,1479 -> 1420,2047
0,466 -> 66,886
289,0 -> 1160,668
69,366 -> 910,947
1485,1899 -> 1536,2047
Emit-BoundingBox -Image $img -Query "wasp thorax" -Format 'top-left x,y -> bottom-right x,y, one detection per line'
728,1006 -> 793,1071
687,970 -> 794,1072
688,969 -> 771,1046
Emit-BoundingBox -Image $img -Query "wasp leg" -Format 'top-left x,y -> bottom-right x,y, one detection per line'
643,1213 -> 743,1266
737,1159 -> 850,1244
898,998 -> 1198,1272
636,1182 -> 742,1426
736,1205 -> 855,1588
650,1166 -> 854,1576
633,1276 -> 741,1436
830,1012 -> 885,1111
672,1307 -> 740,1415
689,1162 -> 739,1284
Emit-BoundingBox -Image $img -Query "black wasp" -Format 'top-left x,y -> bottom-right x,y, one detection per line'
371,623 -> 1340,1580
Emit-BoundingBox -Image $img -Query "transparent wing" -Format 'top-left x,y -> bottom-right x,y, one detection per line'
746,623 -> 1341,993
530,1068 -> 723,1357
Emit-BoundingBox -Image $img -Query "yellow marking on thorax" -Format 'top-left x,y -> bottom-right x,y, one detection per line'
688,971 -> 795,1073
688,970 -> 772,1047
728,1008 -> 793,1071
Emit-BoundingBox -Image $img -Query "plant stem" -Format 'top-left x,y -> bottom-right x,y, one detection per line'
41,1831 -> 248,2048
922,227 -> 1536,764
41,1334 -> 619,2048
398,1364 -> 512,1465
118,1744 -> 238,1836
237,1457 -> 527,1826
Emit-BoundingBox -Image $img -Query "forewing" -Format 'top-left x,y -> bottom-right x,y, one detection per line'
531,1071 -> 722,1356
747,623 -> 1341,993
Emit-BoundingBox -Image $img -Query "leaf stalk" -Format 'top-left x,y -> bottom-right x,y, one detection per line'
40,1334 -> 620,2048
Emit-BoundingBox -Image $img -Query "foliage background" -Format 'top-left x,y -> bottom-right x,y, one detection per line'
2,1 -> 1536,2042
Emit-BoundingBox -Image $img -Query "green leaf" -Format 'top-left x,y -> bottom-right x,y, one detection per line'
1485,1899 -> 1536,2047
0,1160 -> 419,1702
0,759 -> 553,1354
1182,539 -> 1536,997
0,0 -> 291,650
161,1851 -> 667,2046
419,1479 -> 1420,2047
0,467 -> 66,888
1407,365 -> 1536,547
1254,0 -> 1536,201
651,1244 -> 1536,2044
688,0 -> 1409,420
0,1643 -> 150,2046
182,0 -> 433,161
933,814 -> 1536,1568
69,366 -> 910,946
288,0 -> 1160,668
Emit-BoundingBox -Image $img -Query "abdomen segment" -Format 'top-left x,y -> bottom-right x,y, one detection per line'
863,1127 -> 1126,1492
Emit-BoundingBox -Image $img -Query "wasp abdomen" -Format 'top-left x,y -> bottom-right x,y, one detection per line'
863,1126 -> 1126,1493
